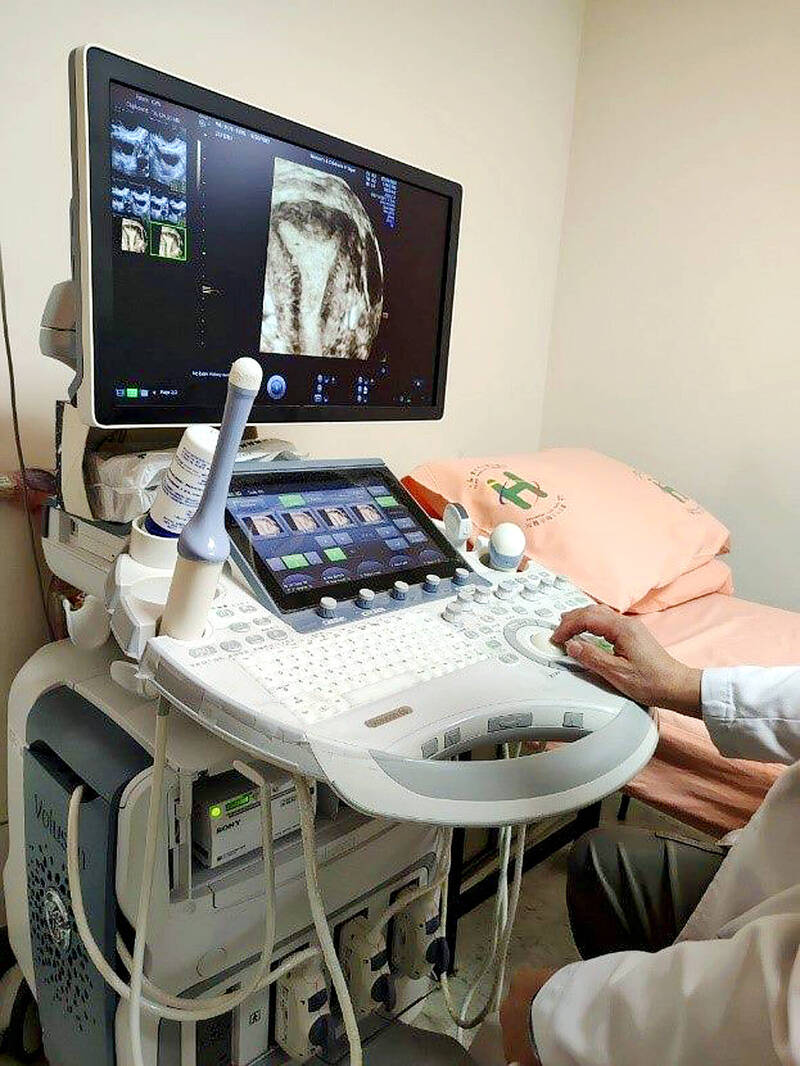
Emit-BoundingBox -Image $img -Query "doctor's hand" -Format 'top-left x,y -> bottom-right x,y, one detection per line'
499,965 -> 554,1065
552,605 -> 702,715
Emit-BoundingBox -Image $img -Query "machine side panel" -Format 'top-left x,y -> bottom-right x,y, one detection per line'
21,686 -> 150,1066
24,746 -> 117,1066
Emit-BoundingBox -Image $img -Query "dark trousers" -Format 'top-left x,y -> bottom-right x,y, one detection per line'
567,826 -> 727,958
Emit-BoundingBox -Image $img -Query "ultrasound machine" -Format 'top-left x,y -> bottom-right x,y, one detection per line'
0,46 -> 658,1066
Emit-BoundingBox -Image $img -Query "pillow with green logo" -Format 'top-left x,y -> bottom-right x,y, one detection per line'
402,448 -> 730,613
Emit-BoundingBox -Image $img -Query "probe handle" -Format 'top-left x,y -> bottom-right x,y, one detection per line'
161,358 -> 262,640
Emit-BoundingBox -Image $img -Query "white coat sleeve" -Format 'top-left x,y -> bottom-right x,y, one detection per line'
701,666 -> 800,764
530,915 -> 800,1066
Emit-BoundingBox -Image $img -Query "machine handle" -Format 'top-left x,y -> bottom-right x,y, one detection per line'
314,701 -> 657,827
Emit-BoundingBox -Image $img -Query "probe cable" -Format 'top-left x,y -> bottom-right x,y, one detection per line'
66,713 -> 321,1025
368,825 -> 453,935
294,773 -> 364,1066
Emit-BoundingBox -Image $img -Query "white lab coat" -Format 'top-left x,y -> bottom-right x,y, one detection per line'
530,666 -> 800,1066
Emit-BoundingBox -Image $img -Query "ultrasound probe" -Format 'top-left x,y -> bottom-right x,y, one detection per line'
161,357 -> 263,640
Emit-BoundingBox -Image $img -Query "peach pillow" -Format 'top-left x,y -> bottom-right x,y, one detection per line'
626,558 -> 733,614
403,448 -> 730,612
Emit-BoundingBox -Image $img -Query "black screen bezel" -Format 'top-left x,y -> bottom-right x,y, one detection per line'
225,465 -> 466,612
81,47 -> 462,427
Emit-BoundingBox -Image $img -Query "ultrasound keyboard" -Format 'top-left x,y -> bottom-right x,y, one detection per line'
149,563 -> 594,732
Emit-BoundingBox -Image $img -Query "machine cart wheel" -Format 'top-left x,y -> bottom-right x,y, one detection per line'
0,965 -> 43,1063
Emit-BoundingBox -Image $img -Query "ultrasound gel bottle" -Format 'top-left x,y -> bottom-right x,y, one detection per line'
145,424 -> 219,537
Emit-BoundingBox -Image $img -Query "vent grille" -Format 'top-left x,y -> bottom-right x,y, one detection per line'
27,841 -> 95,1034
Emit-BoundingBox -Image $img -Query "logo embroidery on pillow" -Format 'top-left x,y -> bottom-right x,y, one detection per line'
486,471 -> 548,510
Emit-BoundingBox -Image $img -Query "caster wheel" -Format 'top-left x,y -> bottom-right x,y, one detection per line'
2,977 -> 42,1063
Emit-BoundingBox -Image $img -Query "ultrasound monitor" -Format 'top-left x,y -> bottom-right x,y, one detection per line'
68,47 -> 461,428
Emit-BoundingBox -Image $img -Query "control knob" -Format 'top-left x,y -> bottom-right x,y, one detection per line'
474,587 -> 491,604
457,588 -> 475,603
423,574 -> 441,594
317,596 -> 337,619
443,602 -> 465,624
356,588 -> 375,609
391,580 -> 409,601
495,579 -> 518,600
453,566 -> 471,587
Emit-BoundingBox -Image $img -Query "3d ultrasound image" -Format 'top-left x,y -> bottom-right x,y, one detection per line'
155,224 -> 186,260
260,158 -> 384,360
111,121 -> 150,178
149,129 -> 187,192
121,218 -> 147,254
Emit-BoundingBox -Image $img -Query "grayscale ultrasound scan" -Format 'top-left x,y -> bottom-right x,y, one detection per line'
260,158 -> 384,360
156,224 -> 186,260
111,121 -> 150,178
121,218 -> 147,253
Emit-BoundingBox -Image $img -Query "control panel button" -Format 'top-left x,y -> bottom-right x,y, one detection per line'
356,588 -> 375,609
554,575 -> 570,589
457,589 -> 475,603
495,579 -> 518,600
423,574 -> 441,594
317,596 -> 338,619
453,567 -> 470,587
474,587 -> 491,604
443,602 -> 465,624
391,580 -> 409,601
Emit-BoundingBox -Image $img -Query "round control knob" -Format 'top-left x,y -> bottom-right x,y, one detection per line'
356,588 -> 375,609
524,575 -> 542,592
371,973 -> 397,1011
453,566 -> 471,587
443,602 -> 465,624
423,574 -> 441,594
317,596 -> 337,619
474,587 -> 491,604
391,580 -> 409,601
457,588 -> 475,603
426,937 -> 451,980
495,579 -> 518,600
308,1014 -> 335,1056
554,575 -> 570,589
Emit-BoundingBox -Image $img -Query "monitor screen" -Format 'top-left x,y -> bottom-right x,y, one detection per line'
76,48 -> 461,426
225,465 -> 464,612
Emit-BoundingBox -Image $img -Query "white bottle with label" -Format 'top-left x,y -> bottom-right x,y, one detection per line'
145,424 -> 219,537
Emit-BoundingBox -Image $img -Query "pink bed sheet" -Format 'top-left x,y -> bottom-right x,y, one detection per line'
626,593 -> 800,836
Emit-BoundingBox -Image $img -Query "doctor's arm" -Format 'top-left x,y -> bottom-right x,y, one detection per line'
552,605 -> 800,764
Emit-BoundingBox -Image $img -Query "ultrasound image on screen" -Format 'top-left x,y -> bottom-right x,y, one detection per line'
121,218 -> 147,254
244,514 -> 282,537
260,158 -> 384,360
103,79 -> 454,424
149,127 -> 187,193
111,121 -> 150,178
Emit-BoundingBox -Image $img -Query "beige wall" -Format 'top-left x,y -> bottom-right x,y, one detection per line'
542,0 -> 800,609
0,1 -> 584,808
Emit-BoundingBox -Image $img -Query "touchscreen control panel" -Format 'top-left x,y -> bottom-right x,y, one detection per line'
225,459 -> 482,629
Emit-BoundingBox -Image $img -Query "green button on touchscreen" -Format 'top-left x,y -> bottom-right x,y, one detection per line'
282,553 -> 308,569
